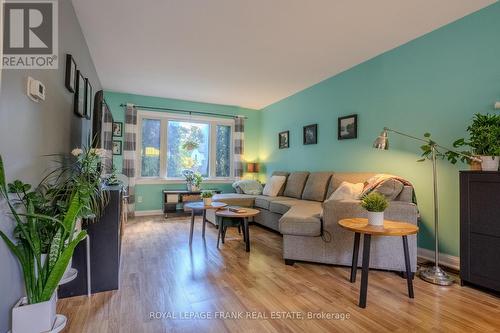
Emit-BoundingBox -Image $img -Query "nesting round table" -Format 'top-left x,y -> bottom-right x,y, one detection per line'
338,218 -> 419,308
184,201 -> 227,245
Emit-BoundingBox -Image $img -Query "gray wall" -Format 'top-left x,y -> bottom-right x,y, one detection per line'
0,0 -> 101,331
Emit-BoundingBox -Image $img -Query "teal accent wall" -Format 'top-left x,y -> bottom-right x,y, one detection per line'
259,3 -> 500,257
103,91 -> 260,211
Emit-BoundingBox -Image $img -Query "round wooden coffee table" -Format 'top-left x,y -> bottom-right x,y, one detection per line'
216,207 -> 260,252
185,202 -> 227,245
338,218 -> 419,308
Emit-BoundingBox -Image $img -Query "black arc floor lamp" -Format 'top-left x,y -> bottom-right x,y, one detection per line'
373,127 -> 480,286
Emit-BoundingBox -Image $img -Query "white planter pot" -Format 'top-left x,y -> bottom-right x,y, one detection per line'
203,198 -> 212,206
12,292 -> 57,333
480,156 -> 500,171
367,211 -> 384,226
191,185 -> 200,192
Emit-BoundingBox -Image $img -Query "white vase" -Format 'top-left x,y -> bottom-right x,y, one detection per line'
203,198 -> 212,206
12,292 -> 57,333
191,185 -> 200,192
367,211 -> 384,226
480,156 -> 500,171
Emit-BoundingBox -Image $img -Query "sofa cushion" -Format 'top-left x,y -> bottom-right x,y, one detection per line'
279,204 -> 323,237
213,193 -> 256,207
254,195 -> 295,210
283,172 -> 310,199
326,172 -> 376,198
262,175 -> 287,197
269,199 -> 302,215
271,171 -> 290,196
301,172 -> 333,202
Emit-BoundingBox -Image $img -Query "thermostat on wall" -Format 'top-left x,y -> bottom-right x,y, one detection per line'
27,76 -> 46,102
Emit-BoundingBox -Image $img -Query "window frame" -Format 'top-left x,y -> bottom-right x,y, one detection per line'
136,110 -> 235,184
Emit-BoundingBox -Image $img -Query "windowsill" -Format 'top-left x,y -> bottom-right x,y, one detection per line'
136,177 -> 237,185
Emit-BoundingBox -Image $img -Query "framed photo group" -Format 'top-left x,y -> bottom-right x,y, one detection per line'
112,122 -> 123,155
65,54 -> 93,120
278,114 -> 357,149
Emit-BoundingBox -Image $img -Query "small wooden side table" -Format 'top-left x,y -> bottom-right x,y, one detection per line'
216,208 -> 260,252
338,218 -> 419,308
184,202 -> 227,245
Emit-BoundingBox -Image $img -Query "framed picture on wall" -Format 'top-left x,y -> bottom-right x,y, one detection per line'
279,131 -> 289,149
74,71 -> 85,117
112,122 -> 123,137
65,54 -> 77,93
84,78 -> 93,120
303,124 -> 318,145
112,140 -> 122,155
338,114 -> 358,140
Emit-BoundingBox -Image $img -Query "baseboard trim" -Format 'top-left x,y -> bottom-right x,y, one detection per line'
135,210 -> 163,217
417,247 -> 460,271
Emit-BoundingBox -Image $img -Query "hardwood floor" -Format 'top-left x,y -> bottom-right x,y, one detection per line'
58,216 -> 500,333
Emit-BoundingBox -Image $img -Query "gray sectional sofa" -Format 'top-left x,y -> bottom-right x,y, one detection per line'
205,171 -> 419,273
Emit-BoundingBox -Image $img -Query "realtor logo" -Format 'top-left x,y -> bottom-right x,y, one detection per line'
3,0 -> 58,69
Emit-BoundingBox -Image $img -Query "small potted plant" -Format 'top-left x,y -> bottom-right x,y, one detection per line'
361,192 -> 388,226
192,173 -> 203,192
201,190 -> 214,205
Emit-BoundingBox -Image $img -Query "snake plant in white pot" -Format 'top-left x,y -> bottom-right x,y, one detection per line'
0,155 -> 87,333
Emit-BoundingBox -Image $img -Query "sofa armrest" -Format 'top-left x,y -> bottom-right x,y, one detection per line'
322,199 -> 418,229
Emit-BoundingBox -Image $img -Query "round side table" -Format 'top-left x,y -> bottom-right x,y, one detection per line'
216,207 -> 260,252
184,202 -> 227,245
338,218 -> 419,308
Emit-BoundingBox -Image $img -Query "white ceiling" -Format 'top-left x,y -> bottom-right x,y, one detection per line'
72,0 -> 496,109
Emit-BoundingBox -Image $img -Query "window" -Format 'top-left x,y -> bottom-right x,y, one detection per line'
140,119 -> 161,177
167,121 -> 209,177
137,111 -> 234,181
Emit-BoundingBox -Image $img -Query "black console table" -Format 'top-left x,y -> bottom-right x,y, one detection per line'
163,189 -> 221,217
460,171 -> 500,293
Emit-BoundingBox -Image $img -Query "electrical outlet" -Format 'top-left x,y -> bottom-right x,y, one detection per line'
137,196 -> 143,203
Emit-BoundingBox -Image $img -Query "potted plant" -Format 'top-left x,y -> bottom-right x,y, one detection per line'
182,170 -> 203,191
361,192 -> 388,226
0,155 -> 88,333
452,113 -> 500,171
201,190 -> 214,205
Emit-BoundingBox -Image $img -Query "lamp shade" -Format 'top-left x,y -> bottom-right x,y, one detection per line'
247,162 -> 260,173
373,130 -> 389,150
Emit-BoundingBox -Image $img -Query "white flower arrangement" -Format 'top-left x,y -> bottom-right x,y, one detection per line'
71,148 -> 83,156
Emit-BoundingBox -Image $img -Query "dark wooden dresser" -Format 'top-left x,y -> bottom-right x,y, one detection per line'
59,185 -> 124,297
460,171 -> 500,292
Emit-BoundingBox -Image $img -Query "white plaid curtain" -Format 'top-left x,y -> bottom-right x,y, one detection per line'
123,104 -> 137,216
234,116 -> 245,178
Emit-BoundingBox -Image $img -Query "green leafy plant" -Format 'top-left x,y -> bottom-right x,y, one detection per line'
200,190 -> 214,199
456,113 -> 500,157
0,155 -> 87,304
420,114 -> 500,164
182,170 -> 203,188
418,133 -> 472,164
43,146 -> 109,221
361,192 -> 388,212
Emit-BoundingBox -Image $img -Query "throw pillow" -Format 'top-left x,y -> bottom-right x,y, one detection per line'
262,176 -> 287,197
328,181 -> 364,201
373,178 -> 404,200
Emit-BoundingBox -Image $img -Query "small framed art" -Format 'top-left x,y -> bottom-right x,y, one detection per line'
84,78 -> 93,120
338,114 -> 358,140
74,71 -> 85,117
112,122 -> 123,137
65,54 -> 77,93
279,131 -> 289,149
303,124 -> 317,145
112,140 -> 122,155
